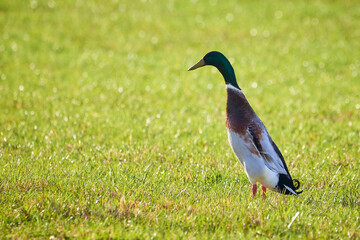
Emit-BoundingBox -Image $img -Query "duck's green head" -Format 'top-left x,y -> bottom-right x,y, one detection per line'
188,51 -> 240,89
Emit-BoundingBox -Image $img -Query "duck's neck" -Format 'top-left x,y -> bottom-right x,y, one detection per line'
216,59 -> 240,90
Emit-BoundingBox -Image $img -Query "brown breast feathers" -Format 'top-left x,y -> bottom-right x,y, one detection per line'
226,87 -> 257,135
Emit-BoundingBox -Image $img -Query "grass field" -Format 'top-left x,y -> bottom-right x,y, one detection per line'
1,0 -> 360,238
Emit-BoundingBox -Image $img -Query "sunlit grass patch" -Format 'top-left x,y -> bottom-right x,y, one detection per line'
0,0 -> 359,238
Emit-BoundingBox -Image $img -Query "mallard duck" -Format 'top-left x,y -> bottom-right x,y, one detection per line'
188,51 -> 302,198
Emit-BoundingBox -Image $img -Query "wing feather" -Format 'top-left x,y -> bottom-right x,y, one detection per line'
268,136 -> 292,177
248,122 -> 289,176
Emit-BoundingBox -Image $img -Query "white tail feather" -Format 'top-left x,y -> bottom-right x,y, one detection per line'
284,184 -> 300,197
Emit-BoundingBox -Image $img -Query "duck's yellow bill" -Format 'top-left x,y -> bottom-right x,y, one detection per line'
188,58 -> 205,71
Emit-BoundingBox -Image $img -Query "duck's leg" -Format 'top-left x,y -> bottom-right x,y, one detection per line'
252,184 -> 257,197
261,185 -> 266,200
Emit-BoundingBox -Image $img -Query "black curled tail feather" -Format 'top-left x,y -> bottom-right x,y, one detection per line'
277,174 -> 303,196
292,179 -> 303,195
293,179 -> 300,190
